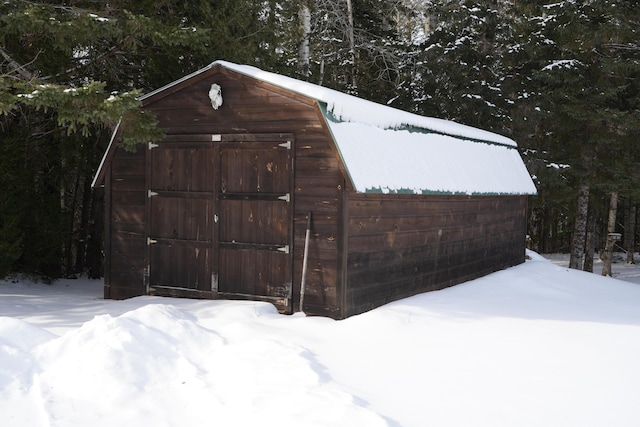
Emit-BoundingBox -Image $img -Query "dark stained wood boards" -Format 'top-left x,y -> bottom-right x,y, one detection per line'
344,194 -> 528,317
147,142 -> 215,293
99,63 -> 531,319
217,137 -> 293,303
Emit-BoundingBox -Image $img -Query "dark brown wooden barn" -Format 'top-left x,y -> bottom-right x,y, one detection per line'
92,60 -> 537,319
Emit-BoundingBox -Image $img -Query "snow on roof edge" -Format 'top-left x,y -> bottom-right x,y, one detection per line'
137,60 -> 517,148
138,64 -> 215,102
212,60 -> 517,148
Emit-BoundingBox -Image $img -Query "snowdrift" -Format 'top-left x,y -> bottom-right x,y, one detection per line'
1,251 -> 640,426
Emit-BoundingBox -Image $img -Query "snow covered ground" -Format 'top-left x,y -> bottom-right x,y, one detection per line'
1,251 -> 640,427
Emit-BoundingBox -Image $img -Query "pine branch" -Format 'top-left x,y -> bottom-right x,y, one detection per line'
48,36 -> 134,82
605,43 -> 640,52
0,45 -> 40,82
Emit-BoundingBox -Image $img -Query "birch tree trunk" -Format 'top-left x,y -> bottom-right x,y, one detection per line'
345,0 -> 357,89
569,184 -> 590,270
298,4 -> 311,77
601,191 -> 619,276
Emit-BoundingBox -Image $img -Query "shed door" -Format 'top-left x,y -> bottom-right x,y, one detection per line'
147,141 -> 215,293
217,138 -> 293,302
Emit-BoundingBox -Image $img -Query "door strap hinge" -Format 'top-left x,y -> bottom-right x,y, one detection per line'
148,190 -> 158,198
278,141 -> 291,149
277,245 -> 290,254
147,237 -> 157,245
148,142 -> 159,150
277,193 -> 290,202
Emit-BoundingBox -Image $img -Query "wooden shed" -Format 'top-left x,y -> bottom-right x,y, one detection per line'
92,60 -> 537,319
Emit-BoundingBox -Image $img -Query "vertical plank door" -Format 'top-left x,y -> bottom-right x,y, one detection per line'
217,136 -> 293,304
147,140 -> 215,293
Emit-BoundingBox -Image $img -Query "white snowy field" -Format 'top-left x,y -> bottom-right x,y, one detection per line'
1,251 -> 640,427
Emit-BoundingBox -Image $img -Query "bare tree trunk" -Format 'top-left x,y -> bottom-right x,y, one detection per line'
63,161 -> 82,277
298,4 -> 311,77
624,200 -> 636,264
318,57 -> 325,86
584,202 -> 596,272
569,184 -> 590,269
602,191 -> 619,276
345,0 -> 357,90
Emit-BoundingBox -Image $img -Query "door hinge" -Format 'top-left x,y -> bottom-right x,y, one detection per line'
147,237 -> 158,245
277,193 -> 290,202
148,190 -> 158,198
278,141 -> 291,149
277,245 -> 290,254
148,142 -> 159,150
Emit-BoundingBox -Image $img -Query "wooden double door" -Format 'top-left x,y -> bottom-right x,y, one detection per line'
146,134 -> 293,308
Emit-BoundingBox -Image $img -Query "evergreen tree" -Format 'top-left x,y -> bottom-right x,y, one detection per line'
0,0 -> 287,279
510,0 -> 640,267
407,0 -> 517,134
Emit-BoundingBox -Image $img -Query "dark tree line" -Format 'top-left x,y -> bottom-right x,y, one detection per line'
1,0 -> 639,280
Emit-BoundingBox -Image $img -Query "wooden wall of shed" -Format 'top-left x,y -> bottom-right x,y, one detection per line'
344,194 -> 528,317
105,146 -> 147,299
139,67 -> 345,317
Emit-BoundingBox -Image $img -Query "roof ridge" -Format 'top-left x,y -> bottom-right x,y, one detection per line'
212,60 -> 517,148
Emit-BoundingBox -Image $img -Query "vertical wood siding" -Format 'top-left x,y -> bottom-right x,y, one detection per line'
106,67 -> 345,315
106,146 -> 146,299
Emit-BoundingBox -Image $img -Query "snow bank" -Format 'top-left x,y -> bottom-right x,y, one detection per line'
2,254 -> 640,426
0,304 -> 387,427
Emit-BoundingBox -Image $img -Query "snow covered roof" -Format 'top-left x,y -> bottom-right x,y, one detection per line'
142,60 -> 537,195
328,121 -> 536,195
208,61 -> 536,195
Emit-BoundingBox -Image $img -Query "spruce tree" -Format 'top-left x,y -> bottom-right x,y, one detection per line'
406,0 -> 517,134
510,0 -> 640,265
0,0 -> 287,279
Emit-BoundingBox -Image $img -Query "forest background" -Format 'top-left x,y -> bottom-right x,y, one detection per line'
1,0 -> 639,281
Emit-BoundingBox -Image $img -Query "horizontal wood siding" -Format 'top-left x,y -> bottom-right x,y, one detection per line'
141,67 -> 344,317
106,146 -> 146,299
345,194 -> 528,317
